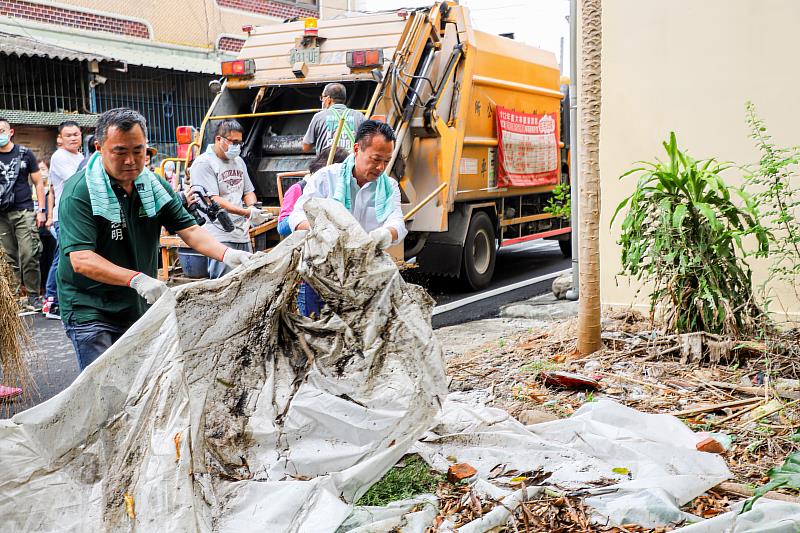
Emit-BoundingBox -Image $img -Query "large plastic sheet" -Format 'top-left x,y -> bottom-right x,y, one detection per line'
0,199 -> 447,532
344,392 -> 800,532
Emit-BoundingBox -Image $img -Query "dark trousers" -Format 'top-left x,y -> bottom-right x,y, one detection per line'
63,319 -> 126,371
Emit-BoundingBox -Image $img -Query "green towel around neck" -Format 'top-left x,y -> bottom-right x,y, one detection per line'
84,151 -> 173,222
332,154 -> 393,223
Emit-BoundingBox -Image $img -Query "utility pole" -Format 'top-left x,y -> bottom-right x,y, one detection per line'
576,0 -> 602,354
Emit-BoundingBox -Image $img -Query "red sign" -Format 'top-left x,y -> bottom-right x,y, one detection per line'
495,106 -> 559,187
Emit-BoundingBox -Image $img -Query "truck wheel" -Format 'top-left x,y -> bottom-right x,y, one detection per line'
559,237 -> 572,258
461,211 -> 496,290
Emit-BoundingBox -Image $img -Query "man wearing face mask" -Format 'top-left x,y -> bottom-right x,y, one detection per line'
0,118 -> 46,310
189,119 -> 270,279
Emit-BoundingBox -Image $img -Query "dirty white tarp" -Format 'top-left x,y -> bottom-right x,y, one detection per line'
0,199 -> 447,531
343,392 -> 800,532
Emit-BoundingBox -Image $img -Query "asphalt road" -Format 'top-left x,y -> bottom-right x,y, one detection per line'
3,239 -> 569,417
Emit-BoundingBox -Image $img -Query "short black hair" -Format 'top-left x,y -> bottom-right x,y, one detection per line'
95,108 -> 147,144
58,120 -> 80,134
309,146 -> 348,174
215,119 -> 244,138
0,117 -> 10,129
85,134 -> 97,154
322,83 -> 347,104
355,120 -> 396,148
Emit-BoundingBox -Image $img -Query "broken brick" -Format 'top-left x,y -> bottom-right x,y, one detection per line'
447,462 -> 477,483
696,437 -> 725,454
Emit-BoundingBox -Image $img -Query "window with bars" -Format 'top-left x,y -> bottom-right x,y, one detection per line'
94,65 -> 215,158
0,54 -> 86,113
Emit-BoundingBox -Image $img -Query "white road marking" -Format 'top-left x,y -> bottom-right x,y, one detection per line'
432,268 -> 570,316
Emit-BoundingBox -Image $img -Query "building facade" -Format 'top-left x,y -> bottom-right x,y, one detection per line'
0,0 -> 318,159
599,0 -> 800,323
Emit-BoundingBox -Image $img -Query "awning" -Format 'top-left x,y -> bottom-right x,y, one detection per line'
0,31 -> 109,63
0,19 -> 231,74
0,109 -> 98,127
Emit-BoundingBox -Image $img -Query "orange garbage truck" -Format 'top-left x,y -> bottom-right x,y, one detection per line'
188,1 -> 570,289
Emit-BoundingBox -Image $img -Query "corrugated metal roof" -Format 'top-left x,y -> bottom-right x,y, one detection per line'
0,109 -> 98,127
0,31 -> 109,63
0,20 -> 229,74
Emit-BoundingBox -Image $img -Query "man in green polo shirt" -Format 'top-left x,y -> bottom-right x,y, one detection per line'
57,108 -> 253,370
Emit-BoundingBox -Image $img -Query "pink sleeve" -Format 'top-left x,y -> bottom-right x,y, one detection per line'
279,183 -> 304,221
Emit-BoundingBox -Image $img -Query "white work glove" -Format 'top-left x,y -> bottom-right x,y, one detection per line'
369,227 -> 393,250
222,247 -> 254,269
248,206 -> 272,226
128,272 -> 168,304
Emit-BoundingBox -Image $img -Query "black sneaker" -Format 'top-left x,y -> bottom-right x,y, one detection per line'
45,303 -> 60,320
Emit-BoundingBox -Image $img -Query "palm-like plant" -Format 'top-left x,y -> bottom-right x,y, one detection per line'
612,133 -> 768,336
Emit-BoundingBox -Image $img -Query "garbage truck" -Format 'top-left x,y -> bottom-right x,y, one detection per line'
188,1 -> 570,290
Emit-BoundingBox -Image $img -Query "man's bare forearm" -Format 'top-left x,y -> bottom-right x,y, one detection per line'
178,224 -> 227,261
70,250 -> 139,286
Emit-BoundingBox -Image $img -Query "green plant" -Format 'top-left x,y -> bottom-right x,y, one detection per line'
544,182 -> 571,220
357,455 -> 444,507
742,451 -> 800,513
612,133 -> 768,336
744,102 -> 800,298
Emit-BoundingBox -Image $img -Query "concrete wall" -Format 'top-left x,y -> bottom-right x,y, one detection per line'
600,0 -> 800,323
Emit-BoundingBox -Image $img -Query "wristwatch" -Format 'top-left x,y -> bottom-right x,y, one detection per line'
38,207 -> 46,213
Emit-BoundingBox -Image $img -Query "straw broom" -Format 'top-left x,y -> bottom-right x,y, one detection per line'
0,246 -> 35,414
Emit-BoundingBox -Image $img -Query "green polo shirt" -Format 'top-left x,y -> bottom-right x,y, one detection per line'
57,169 -> 195,327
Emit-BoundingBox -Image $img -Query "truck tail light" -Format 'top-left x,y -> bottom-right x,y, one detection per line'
176,126 -> 194,145
346,49 -> 383,69
221,59 -> 255,77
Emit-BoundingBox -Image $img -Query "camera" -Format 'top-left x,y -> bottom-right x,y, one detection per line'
179,185 -> 235,233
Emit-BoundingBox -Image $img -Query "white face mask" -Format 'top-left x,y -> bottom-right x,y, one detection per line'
225,143 -> 241,160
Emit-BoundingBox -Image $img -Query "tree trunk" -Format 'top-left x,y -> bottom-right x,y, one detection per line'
577,0 -> 602,354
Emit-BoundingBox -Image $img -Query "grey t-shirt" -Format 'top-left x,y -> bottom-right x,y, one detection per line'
302,104 -> 366,153
49,148 -> 84,222
189,149 -> 255,244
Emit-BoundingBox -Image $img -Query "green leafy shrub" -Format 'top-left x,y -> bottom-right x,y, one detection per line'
744,102 -> 800,299
612,132 -> 768,336
742,451 -> 800,513
544,182 -> 571,220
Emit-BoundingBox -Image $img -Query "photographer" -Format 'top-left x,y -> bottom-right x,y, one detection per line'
57,108 -> 253,371
189,119 -> 269,278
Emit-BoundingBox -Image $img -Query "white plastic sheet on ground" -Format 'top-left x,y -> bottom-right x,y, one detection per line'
343,392 -> 800,532
0,199 -> 447,532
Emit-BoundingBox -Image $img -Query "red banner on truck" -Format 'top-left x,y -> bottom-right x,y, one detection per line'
495,106 -> 559,187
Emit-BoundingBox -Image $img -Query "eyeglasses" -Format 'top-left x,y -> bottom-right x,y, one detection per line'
221,136 -> 242,147
319,95 -> 329,102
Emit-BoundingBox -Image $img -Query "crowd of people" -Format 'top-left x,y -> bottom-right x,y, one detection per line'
0,82 -> 404,399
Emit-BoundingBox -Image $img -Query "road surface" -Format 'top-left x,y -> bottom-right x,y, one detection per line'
3,239 -> 569,416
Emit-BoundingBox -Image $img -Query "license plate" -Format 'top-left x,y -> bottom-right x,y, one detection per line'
289,47 -> 320,64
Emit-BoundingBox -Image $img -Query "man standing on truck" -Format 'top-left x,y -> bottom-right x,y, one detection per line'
57,108 -> 254,370
302,83 -> 366,154
289,120 -> 406,316
190,119 -> 271,279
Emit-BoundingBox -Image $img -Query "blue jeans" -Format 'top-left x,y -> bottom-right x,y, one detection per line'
208,241 -> 252,279
63,318 -> 127,371
297,282 -> 324,317
45,222 -> 59,301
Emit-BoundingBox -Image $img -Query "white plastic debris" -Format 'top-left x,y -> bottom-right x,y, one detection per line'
0,199 -> 446,532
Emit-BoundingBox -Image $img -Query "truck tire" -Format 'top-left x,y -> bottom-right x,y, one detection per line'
461,211 -> 496,290
559,237 -> 572,258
